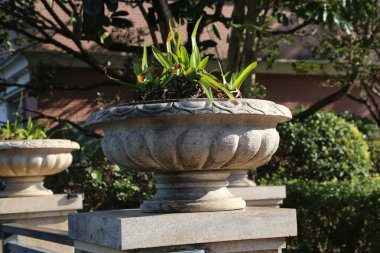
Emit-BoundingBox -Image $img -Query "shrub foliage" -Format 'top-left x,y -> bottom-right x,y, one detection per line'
279,178 -> 380,253
259,111 -> 373,181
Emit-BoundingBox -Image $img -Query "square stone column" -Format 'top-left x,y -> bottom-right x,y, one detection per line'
0,194 -> 83,253
69,207 -> 297,253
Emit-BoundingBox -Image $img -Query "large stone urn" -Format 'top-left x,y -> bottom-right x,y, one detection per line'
88,99 -> 291,213
0,139 -> 80,197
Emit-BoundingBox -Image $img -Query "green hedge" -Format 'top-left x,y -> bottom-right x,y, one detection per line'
258,111 -> 374,181
260,178 -> 380,253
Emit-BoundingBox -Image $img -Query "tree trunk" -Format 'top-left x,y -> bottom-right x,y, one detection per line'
226,0 -> 245,73
152,0 -> 173,46
241,0 -> 257,96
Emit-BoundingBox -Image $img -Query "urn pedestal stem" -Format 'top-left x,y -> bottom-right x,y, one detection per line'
140,171 -> 246,213
0,176 -> 53,197
227,170 -> 256,187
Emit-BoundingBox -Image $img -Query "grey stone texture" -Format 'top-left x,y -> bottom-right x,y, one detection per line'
229,186 -> 286,208
68,207 -> 297,251
88,99 -> 291,212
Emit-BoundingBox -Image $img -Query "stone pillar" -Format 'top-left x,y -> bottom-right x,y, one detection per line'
0,194 -> 83,253
68,207 -> 297,253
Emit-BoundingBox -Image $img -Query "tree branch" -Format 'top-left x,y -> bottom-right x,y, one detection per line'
40,0 -> 72,36
26,109 -> 102,138
364,85 -> 380,117
294,84 -> 353,120
270,21 -> 310,35
347,93 -> 380,124
136,0 -> 158,46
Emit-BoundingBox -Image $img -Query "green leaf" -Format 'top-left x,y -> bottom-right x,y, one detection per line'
197,79 -> 213,102
231,61 -> 257,90
91,172 -> 98,180
198,56 -> 209,69
176,19 -> 182,54
218,60 -> 228,86
184,67 -> 193,76
169,52 -> 179,63
199,73 -> 236,100
107,75 -> 142,90
133,63 -> 140,76
141,43 -> 148,72
152,46 -> 171,69
180,46 -> 189,67
166,31 -> 173,64
161,74 -> 174,87
190,17 -> 202,68
99,31 -> 110,45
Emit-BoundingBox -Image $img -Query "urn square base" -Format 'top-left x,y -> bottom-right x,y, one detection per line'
68,206 -> 297,253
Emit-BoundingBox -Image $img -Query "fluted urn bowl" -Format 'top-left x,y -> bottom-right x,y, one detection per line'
88,99 -> 292,212
0,139 -> 80,197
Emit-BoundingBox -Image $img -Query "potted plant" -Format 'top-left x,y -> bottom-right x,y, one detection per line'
0,116 -> 80,197
88,18 -> 291,213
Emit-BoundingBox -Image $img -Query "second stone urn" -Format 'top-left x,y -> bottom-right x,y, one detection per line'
88,99 -> 291,213
0,139 -> 80,197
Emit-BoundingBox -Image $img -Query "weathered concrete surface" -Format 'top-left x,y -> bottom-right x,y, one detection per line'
229,186 -> 286,208
0,194 -> 83,253
0,194 -> 83,214
69,207 -> 297,251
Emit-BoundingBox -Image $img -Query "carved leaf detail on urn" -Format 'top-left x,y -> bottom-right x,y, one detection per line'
90,99 -> 291,213
95,99 -> 290,173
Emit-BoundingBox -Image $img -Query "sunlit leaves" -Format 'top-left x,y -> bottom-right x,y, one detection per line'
0,116 -> 49,141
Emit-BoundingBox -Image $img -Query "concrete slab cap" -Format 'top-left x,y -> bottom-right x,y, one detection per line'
228,186 -> 286,201
68,207 -> 297,251
0,194 -> 83,215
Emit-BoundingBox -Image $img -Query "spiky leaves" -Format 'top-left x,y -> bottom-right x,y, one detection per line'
108,17 -> 258,102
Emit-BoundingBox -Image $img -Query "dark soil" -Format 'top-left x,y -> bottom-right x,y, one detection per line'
134,76 -> 229,101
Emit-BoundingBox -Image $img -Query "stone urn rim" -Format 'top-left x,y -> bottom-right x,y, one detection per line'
0,139 -> 80,150
87,98 -> 292,126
